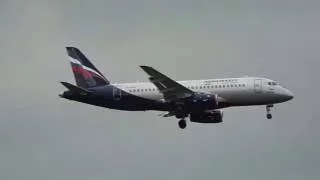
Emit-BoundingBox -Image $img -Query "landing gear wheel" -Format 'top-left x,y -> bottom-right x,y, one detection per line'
178,119 -> 187,129
266,104 -> 274,119
267,114 -> 272,119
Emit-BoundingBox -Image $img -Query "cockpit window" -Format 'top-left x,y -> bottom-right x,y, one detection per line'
268,81 -> 278,86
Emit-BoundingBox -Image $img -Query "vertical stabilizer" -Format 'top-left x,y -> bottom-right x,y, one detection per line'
66,47 -> 109,88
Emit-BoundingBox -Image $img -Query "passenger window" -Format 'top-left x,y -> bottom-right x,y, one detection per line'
231,84 -> 233,88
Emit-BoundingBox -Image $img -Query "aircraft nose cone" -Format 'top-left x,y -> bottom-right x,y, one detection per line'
284,89 -> 294,101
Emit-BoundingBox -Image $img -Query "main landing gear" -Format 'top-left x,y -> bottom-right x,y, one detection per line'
178,119 -> 187,129
175,106 -> 188,129
266,104 -> 274,119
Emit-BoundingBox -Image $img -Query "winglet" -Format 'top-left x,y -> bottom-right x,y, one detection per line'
140,65 -> 154,75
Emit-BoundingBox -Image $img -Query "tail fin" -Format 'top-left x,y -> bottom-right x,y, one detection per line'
66,47 -> 110,88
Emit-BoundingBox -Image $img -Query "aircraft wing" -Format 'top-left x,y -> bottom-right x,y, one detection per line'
140,66 -> 194,101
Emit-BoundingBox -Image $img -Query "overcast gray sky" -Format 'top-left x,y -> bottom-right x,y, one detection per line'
0,0 -> 319,179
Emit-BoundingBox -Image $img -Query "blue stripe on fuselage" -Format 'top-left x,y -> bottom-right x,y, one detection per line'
69,85 -> 171,111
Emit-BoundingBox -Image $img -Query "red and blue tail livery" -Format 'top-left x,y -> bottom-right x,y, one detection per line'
60,47 -> 293,129
67,47 -> 109,88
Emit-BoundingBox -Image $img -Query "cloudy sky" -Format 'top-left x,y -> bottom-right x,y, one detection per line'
1,0 -> 319,179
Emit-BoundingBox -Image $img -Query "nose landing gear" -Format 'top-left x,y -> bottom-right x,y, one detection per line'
266,104 -> 273,119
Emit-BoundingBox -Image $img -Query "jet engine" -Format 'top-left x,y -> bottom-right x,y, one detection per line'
185,93 -> 219,111
190,110 -> 223,123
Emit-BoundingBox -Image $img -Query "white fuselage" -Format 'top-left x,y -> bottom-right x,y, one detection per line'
115,77 -> 293,107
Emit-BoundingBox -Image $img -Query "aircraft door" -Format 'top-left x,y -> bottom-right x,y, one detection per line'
113,87 -> 122,100
254,79 -> 262,93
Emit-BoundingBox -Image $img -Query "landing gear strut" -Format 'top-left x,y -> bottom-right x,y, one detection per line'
266,104 -> 273,119
178,119 -> 187,129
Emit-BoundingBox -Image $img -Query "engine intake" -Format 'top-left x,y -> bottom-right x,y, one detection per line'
190,110 -> 223,123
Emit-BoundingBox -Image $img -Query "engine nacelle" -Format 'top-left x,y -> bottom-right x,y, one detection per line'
185,93 -> 219,111
190,110 -> 223,123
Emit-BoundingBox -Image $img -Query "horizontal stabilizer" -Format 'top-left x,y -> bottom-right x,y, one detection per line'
60,82 -> 91,95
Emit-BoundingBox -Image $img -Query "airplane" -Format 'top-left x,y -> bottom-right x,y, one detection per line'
59,47 -> 294,129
